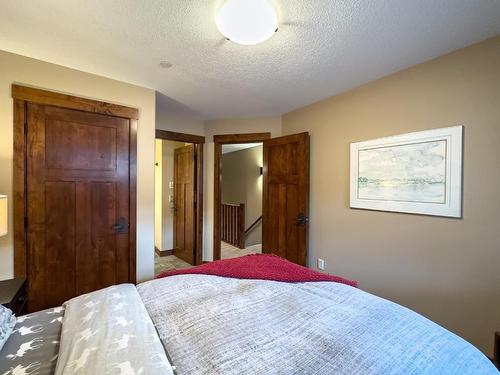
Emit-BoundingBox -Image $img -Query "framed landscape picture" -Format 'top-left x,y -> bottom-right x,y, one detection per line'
350,126 -> 463,218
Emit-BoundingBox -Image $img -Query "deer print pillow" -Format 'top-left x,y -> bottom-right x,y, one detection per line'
54,284 -> 174,375
0,306 -> 64,375
0,305 -> 16,351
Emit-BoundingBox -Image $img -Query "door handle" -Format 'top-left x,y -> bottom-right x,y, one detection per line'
113,217 -> 128,234
295,212 -> 309,226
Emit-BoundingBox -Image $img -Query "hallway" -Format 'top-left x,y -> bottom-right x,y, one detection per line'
221,241 -> 262,260
154,253 -> 192,276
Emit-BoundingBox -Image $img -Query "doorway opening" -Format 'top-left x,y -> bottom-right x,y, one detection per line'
213,132 -> 310,266
220,142 -> 263,259
154,130 -> 204,277
213,133 -> 271,261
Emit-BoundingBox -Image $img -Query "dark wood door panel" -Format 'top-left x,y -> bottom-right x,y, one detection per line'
45,120 -> 117,171
263,133 -> 309,266
265,183 -> 299,262
184,182 -> 195,256
75,181 -> 96,295
26,103 -> 131,311
268,142 -> 298,176
173,145 -> 195,265
175,183 -> 186,253
90,182 -> 118,288
26,102 -> 48,312
285,183 -> 299,264
45,181 -> 76,307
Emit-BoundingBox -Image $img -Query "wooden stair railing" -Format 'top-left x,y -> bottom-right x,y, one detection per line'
221,204 -> 263,250
221,203 -> 245,249
244,215 -> 262,236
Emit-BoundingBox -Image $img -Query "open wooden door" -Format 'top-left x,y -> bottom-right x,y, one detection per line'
173,145 -> 195,264
262,133 -> 309,266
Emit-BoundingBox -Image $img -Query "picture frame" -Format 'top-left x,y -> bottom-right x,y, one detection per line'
350,126 -> 463,218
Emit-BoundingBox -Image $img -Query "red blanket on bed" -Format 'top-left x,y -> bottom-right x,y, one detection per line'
156,254 -> 358,287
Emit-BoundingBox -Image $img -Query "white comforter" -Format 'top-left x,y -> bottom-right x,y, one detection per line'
137,275 -> 497,375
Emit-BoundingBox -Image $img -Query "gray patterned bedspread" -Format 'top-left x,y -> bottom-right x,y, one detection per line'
138,275 -> 498,375
0,306 -> 64,375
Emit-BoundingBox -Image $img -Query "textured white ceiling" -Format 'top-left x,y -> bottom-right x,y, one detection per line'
1,1 -> 499,120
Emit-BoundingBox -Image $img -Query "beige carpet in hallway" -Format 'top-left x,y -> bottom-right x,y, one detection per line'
221,241 -> 262,260
155,253 -> 192,276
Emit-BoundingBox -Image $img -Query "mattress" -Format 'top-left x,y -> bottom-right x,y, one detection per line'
0,306 -> 64,375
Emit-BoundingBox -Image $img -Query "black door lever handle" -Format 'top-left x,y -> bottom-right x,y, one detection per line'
113,217 -> 128,234
295,212 -> 309,226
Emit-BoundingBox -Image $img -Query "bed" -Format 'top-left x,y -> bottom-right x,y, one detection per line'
1,255 -> 498,374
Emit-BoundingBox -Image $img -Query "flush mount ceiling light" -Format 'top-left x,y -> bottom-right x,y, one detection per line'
216,0 -> 278,46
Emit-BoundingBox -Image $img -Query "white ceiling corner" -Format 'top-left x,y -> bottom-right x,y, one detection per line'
1,0 -> 499,120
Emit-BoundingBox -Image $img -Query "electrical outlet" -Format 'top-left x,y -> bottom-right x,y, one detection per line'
317,258 -> 325,270
169,181 -> 174,189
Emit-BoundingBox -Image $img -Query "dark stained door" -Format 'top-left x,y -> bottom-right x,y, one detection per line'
262,133 -> 309,266
26,103 -> 131,311
173,145 -> 195,265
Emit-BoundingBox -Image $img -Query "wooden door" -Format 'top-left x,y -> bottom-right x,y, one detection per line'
262,133 -> 309,266
26,103 -> 131,311
173,145 -> 195,265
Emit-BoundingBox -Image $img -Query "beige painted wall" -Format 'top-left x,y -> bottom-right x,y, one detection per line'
161,141 -> 175,251
155,139 -> 186,250
155,94 -> 205,136
203,117 -> 281,260
0,50 -> 156,282
221,146 -> 263,247
154,140 -> 163,251
156,112 -> 205,137
155,96 -> 205,255
281,36 -> 500,356
204,116 -> 282,141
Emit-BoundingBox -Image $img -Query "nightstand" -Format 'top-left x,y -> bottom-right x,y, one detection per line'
0,277 -> 27,316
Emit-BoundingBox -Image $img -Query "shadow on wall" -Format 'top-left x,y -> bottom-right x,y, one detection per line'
155,91 -> 202,119
155,92 -> 206,136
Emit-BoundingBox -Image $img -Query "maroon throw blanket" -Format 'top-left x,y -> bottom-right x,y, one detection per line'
156,254 -> 358,287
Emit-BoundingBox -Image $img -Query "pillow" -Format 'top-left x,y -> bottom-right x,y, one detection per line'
0,305 -> 16,351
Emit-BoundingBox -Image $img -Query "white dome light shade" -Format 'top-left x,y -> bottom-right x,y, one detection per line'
216,0 -> 278,46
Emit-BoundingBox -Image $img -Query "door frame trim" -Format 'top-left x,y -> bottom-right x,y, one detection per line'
12,84 -> 139,283
155,129 -> 205,266
213,132 -> 271,261
12,84 -> 139,119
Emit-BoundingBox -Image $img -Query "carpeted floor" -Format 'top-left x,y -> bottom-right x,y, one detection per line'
155,253 -> 192,276
154,243 -> 262,276
221,241 -> 262,260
